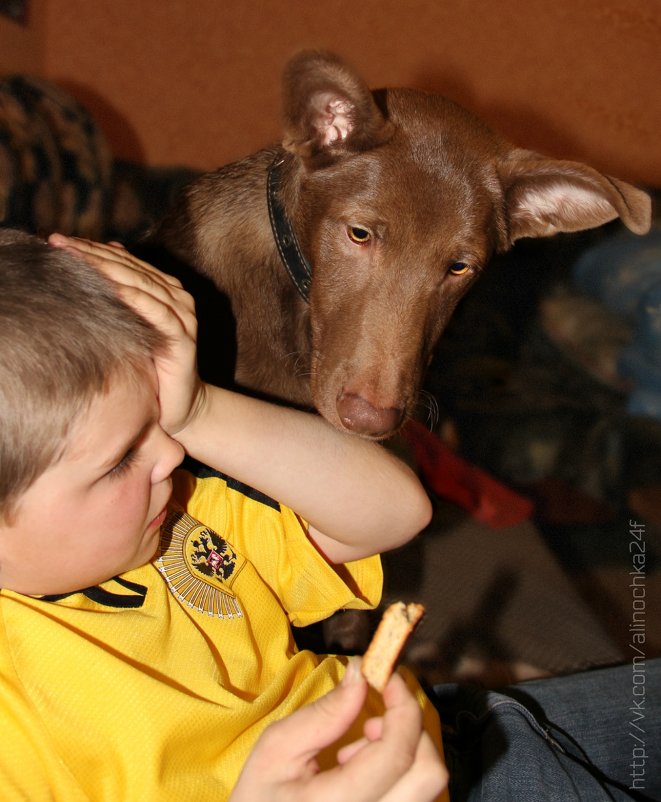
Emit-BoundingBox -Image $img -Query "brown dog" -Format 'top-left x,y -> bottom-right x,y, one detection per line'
157,50 -> 650,440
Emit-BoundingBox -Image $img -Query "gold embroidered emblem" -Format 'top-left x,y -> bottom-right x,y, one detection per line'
157,510 -> 244,618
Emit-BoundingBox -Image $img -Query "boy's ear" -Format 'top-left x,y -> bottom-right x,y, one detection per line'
281,50 -> 394,168
497,149 -> 651,246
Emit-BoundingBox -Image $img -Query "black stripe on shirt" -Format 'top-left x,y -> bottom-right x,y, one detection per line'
39,577 -> 148,608
182,456 -> 281,512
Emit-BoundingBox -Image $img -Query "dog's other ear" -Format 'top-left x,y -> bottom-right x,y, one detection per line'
497,149 -> 651,247
281,50 -> 394,166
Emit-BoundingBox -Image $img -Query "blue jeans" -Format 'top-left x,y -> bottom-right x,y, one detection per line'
430,659 -> 661,801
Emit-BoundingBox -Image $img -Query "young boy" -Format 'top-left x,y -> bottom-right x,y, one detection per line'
2,229 -> 660,802
0,228 -> 446,801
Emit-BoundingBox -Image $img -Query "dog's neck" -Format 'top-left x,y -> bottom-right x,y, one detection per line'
266,157 -> 312,302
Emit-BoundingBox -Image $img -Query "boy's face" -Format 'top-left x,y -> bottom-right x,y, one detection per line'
0,365 -> 184,595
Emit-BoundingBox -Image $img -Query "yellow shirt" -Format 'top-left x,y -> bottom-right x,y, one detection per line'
0,464 -> 443,800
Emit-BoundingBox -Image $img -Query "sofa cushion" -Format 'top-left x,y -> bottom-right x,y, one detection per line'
0,74 -> 112,238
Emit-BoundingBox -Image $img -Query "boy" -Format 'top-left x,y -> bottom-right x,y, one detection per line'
2,229 -> 659,802
0,228 -> 446,801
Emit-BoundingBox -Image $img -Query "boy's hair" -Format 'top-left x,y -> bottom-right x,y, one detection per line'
0,229 -> 167,519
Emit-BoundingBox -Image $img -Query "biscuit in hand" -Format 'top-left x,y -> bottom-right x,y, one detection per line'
361,601 -> 425,692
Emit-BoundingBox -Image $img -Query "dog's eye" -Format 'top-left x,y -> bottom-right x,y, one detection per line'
449,262 -> 470,276
347,226 -> 371,244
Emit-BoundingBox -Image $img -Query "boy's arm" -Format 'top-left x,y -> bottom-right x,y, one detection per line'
48,236 -> 432,563
179,384 -> 432,562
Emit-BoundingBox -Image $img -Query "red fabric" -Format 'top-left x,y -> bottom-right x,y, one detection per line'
402,420 -> 533,528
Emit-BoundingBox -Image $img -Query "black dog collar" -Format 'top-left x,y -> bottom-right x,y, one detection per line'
266,157 -> 312,302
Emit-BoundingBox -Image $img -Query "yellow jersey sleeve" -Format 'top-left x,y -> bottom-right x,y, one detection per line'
172,463 -> 383,626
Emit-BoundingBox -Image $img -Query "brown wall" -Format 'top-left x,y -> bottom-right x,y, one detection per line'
8,1 -> 661,185
0,5 -> 44,74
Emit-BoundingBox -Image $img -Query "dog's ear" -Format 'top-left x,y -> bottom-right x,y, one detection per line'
281,50 -> 394,167
497,150 -> 651,246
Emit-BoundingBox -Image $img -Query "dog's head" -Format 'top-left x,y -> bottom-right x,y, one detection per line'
277,50 -> 651,440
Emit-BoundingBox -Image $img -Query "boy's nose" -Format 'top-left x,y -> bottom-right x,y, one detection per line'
152,429 -> 185,484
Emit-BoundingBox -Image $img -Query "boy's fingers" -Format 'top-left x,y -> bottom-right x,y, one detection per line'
49,234 -> 196,337
49,234 -> 129,266
336,712 -> 386,764
48,234 -> 183,291
317,671 -> 430,799
111,282 -> 193,342
240,659 -> 368,781
379,731 -> 448,802
235,662 -> 446,802
336,734 -> 370,764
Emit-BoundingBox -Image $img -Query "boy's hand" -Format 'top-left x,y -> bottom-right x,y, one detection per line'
230,658 -> 447,802
48,235 -> 203,437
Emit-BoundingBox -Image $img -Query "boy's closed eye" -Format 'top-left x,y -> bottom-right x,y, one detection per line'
100,421 -> 153,482
108,447 -> 139,479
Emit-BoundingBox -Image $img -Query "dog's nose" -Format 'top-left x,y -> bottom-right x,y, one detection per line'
336,392 -> 403,438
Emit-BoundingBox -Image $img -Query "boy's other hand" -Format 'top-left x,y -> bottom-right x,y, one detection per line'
230,658 -> 447,802
48,235 -> 203,438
